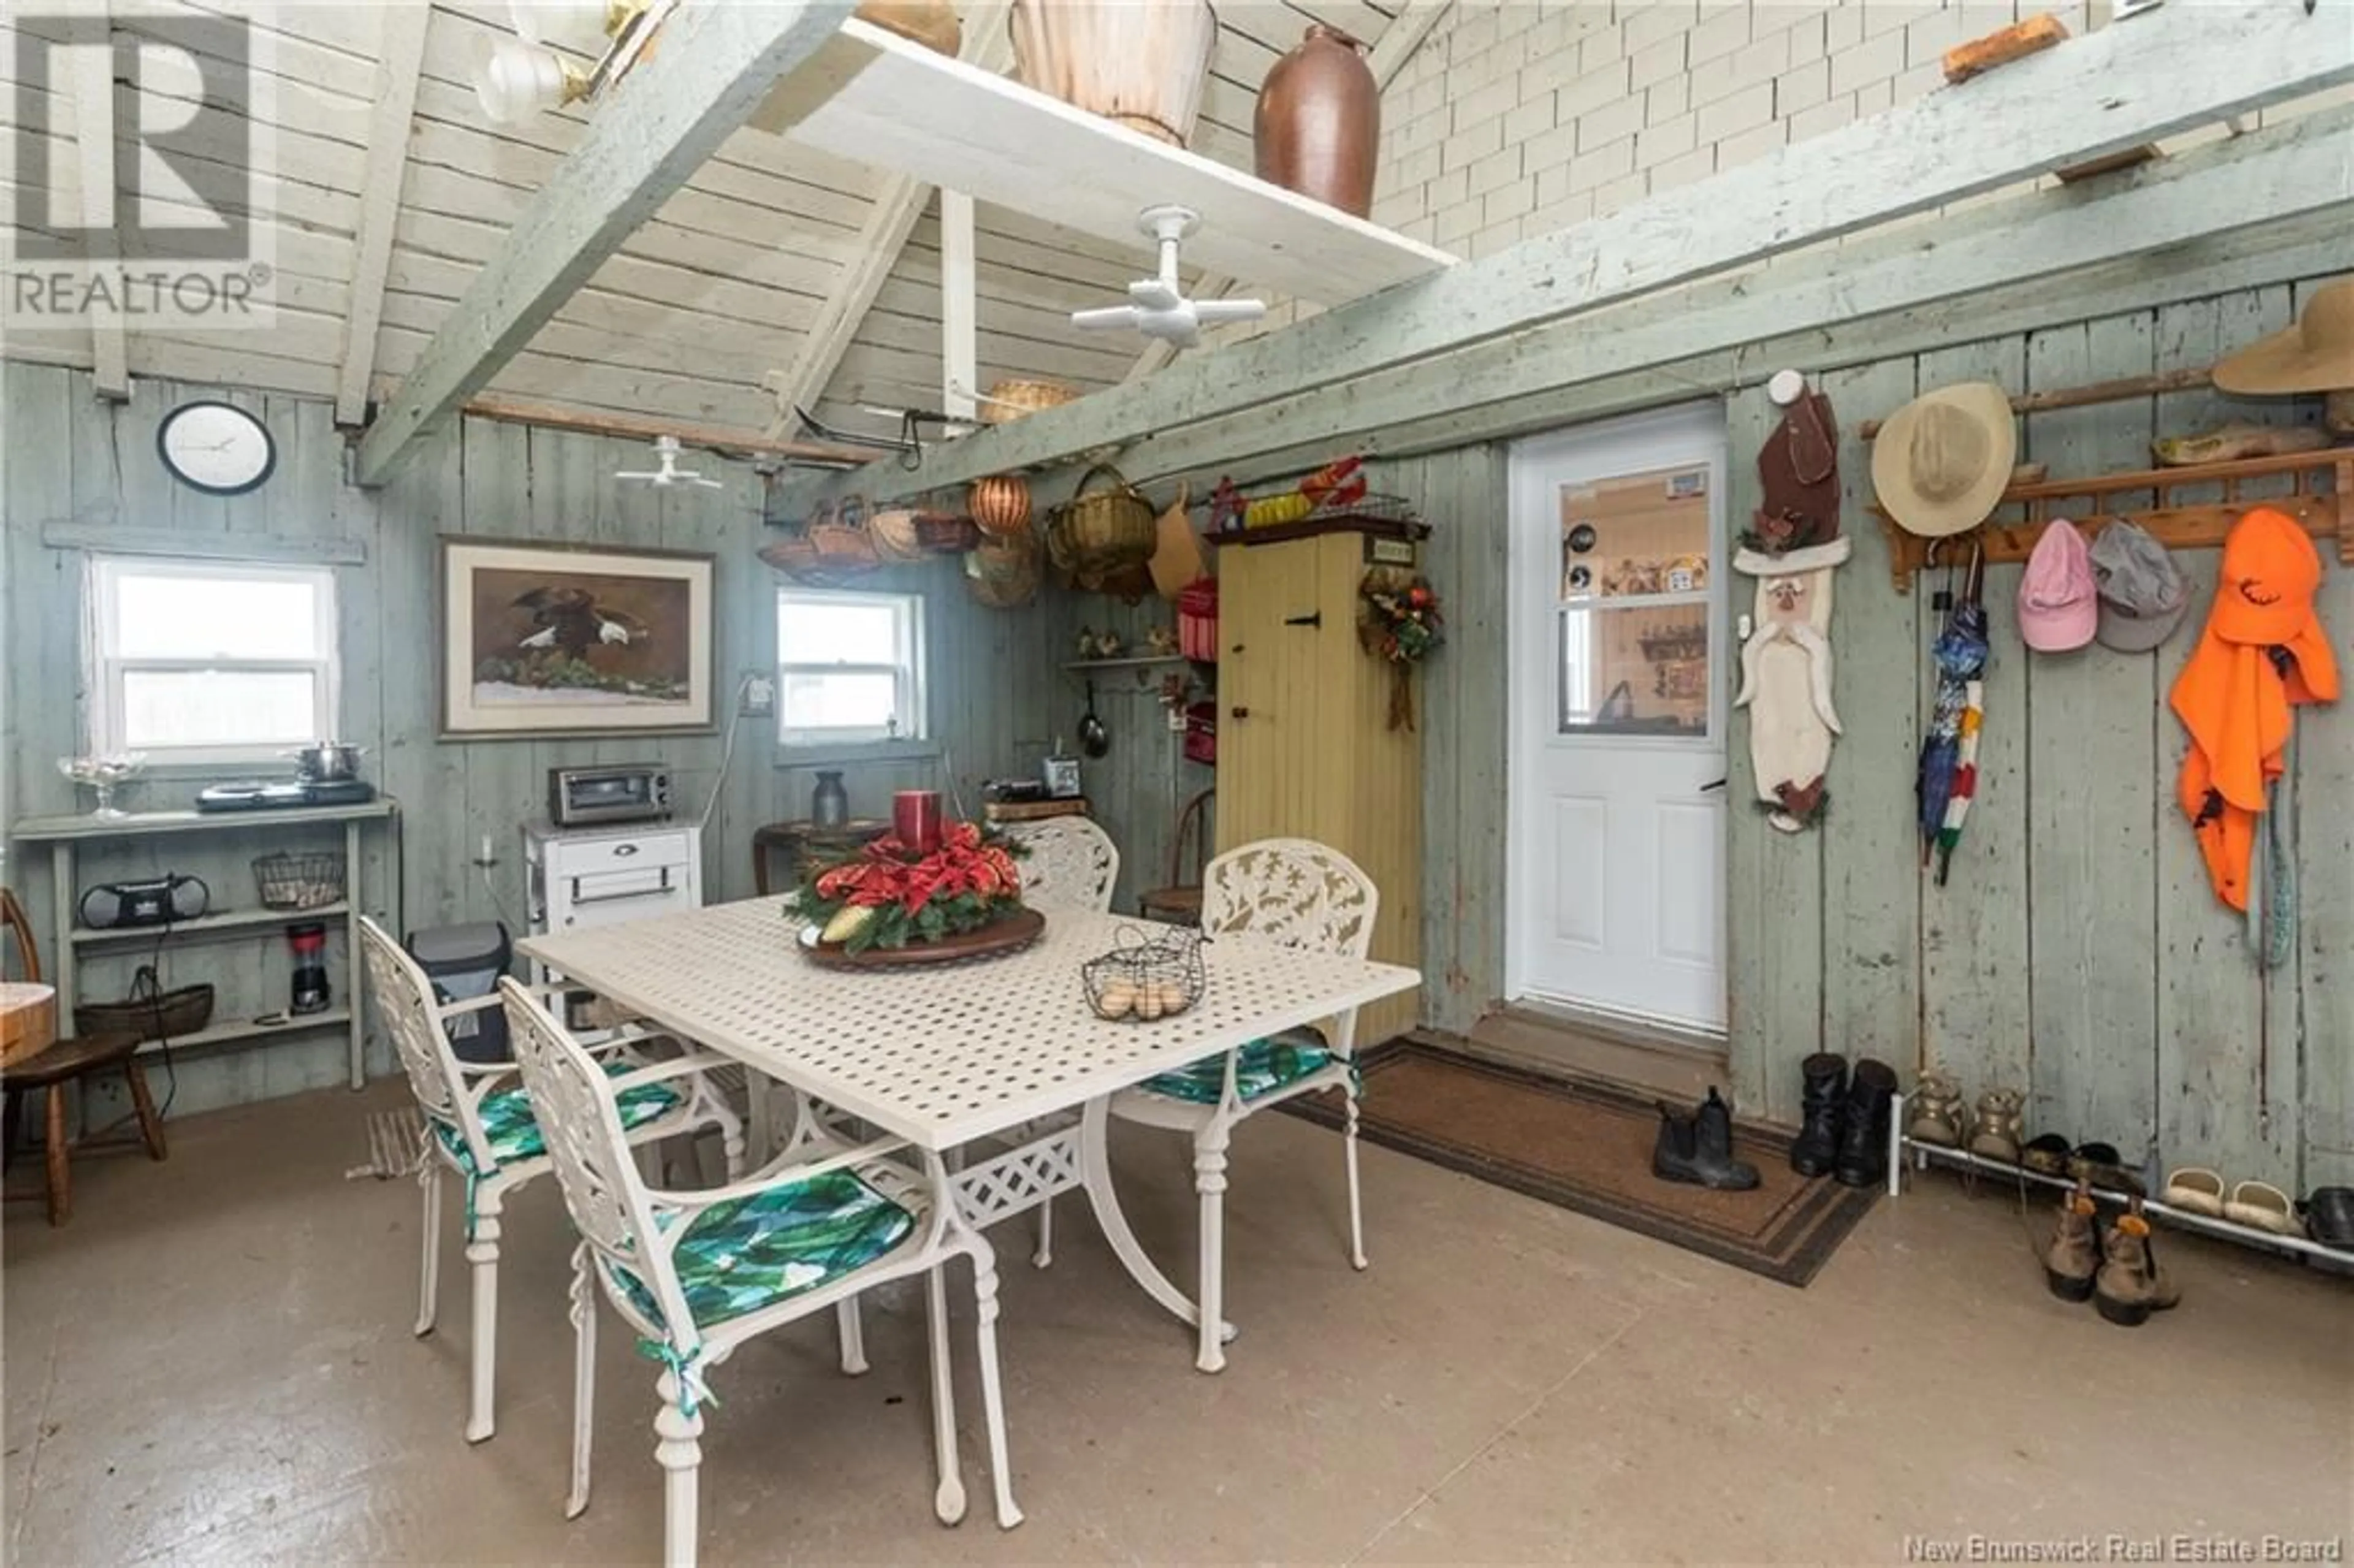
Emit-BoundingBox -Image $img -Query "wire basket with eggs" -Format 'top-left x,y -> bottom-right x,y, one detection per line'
1081,925 -> 1206,1022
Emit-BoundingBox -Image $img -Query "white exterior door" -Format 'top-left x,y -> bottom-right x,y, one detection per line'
1507,404 -> 1729,1034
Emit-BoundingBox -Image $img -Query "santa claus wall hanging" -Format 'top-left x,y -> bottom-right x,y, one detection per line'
1734,370 -> 1850,832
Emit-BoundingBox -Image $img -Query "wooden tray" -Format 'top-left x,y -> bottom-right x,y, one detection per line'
799,907 -> 1046,970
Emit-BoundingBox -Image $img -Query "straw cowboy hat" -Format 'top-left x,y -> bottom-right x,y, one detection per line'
2213,278 -> 2354,395
1872,382 -> 2016,539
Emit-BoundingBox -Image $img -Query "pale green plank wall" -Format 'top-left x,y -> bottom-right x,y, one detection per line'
1386,278 -> 2353,1194
1,367 -> 1065,1117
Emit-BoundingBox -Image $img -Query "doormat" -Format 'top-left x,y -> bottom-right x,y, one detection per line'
1279,1038 -> 1878,1287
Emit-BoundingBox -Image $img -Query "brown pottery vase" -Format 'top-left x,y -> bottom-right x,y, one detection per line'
1254,25 -> 1379,218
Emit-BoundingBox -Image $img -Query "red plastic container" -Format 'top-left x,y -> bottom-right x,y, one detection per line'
1178,577 -> 1219,663
1183,701 -> 1217,766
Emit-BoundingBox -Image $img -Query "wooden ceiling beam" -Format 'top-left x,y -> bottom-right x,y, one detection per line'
355,0 -> 858,487
1111,107 -> 2353,487
335,0 -> 432,427
782,0 -> 2354,512
1124,0 -> 1455,383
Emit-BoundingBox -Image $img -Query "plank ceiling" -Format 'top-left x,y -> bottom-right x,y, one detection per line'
0,0 -> 1409,441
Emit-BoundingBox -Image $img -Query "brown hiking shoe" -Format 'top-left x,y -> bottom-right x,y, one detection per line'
2094,1206 -> 2181,1326
2044,1181 -> 2100,1303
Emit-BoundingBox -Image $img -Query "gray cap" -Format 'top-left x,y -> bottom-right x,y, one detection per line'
2089,520 -> 2188,653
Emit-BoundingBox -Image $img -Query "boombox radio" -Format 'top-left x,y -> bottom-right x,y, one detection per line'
78,873 -> 210,930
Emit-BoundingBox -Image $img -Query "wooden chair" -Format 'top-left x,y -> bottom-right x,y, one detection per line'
0,888 -> 167,1227
1137,787 -> 1214,925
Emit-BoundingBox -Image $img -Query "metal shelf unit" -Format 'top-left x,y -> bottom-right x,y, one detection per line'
11,801 -> 402,1090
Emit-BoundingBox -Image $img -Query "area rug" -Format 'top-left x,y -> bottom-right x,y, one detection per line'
1280,1038 -> 1878,1286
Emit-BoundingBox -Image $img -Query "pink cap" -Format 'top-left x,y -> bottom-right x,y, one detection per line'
2019,519 -> 2097,652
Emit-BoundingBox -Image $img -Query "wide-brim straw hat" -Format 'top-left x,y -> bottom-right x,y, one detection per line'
1871,381 -> 2017,539
2213,278 -> 2354,395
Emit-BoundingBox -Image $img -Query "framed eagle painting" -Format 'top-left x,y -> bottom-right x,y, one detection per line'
440,538 -> 717,737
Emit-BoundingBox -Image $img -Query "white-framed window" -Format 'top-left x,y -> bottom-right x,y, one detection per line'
86,555 -> 341,764
776,587 -> 926,746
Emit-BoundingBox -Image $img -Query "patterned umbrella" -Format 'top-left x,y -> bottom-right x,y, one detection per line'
1918,544 -> 1989,885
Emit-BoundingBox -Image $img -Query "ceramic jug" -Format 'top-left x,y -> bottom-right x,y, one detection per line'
1254,26 -> 1379,218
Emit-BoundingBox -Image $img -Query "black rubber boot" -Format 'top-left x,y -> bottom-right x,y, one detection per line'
1789,1052 -> 1847,1178
1833,1058 -> 1898,1188
1652,1089 -> 1761,1191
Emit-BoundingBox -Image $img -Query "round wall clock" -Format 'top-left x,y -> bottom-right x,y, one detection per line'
157,401 -> 276,497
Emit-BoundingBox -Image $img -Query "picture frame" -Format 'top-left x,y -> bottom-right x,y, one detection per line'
439,538 -> 716,737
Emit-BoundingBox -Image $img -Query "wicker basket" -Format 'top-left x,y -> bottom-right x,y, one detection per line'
914,512 -> 980,552
760,498 -> 882,585
978,378 -> 1078,425
868,506 -> 926,562
1048,463 -> 1157,575
254,850 -> 346,910
968,474 -> 1034,540
75,966 -> 213,1044
965,533 -> 1041,609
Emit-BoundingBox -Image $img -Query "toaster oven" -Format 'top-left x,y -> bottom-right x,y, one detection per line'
548,763 -> 672,827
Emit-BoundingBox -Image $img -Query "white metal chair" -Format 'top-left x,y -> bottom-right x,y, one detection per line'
1000,815 -> 1119,913
996,815 -> 1119,1268
1107,838 -> 1378,1372
498,978 -> 1021,1567
357,916 -> 745,1443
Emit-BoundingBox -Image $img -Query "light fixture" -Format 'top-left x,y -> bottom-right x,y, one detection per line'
476,0 -> 669,125
1068,206 -> 1267,348
508,0 -> 632,47
474,39 -> 592,125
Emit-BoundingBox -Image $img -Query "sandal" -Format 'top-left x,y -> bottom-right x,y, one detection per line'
2222,1178 -> 2299,1235
2161,1166 -> 2226,1217
2068,1140 -> 2127,1186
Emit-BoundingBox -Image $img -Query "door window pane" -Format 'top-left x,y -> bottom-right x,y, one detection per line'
1557,604 -> 1710,736
1558,465 -> 1712,601
120,669 -> 320,748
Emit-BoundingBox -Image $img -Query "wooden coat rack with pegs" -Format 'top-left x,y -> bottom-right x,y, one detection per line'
1872,449 -> 2354,595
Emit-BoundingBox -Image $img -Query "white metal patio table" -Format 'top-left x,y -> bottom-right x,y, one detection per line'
516,898 -> 1421,1361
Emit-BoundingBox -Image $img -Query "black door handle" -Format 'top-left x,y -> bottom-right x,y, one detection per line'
1701,777 -> 1728,792
1283,611 -> 1322,628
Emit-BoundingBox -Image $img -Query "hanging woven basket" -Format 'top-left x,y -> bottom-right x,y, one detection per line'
1047,463 -> 1157,576
965,533 -> 1041,609
760,497 -> 883,586
978,378 -> 1079,424
969,474 -> 1034,540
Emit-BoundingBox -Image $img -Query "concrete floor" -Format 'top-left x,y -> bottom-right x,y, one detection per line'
4,1079 -> 2348,1567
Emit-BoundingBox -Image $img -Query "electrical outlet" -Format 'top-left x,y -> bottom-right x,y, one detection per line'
741,672 -> 775,717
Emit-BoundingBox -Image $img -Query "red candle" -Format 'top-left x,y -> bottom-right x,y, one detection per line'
893,790 -> 943,854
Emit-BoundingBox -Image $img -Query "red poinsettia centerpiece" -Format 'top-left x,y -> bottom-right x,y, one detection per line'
795,821 -> 1027,954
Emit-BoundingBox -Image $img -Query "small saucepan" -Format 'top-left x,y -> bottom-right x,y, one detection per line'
286,742 -> 367,783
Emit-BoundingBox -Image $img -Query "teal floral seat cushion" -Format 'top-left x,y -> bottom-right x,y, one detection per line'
435,1060 -> 682,1175
611,1171 -> 916,1330
1139,1028 -> 1336,1106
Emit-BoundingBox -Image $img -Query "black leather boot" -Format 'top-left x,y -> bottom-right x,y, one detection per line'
1652,1088 -> 1761,1190
1833,1058 -> 1898,1188
1789,1052 -> 1847,1178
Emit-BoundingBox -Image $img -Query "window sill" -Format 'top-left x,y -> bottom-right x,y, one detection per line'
774,738 -> 941,769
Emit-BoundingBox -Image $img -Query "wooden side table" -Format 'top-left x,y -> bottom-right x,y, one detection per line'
752,820 -> 890,896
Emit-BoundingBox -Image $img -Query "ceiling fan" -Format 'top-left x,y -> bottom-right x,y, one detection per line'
614,435 -> 724,489
1070,205 -> 1265,349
